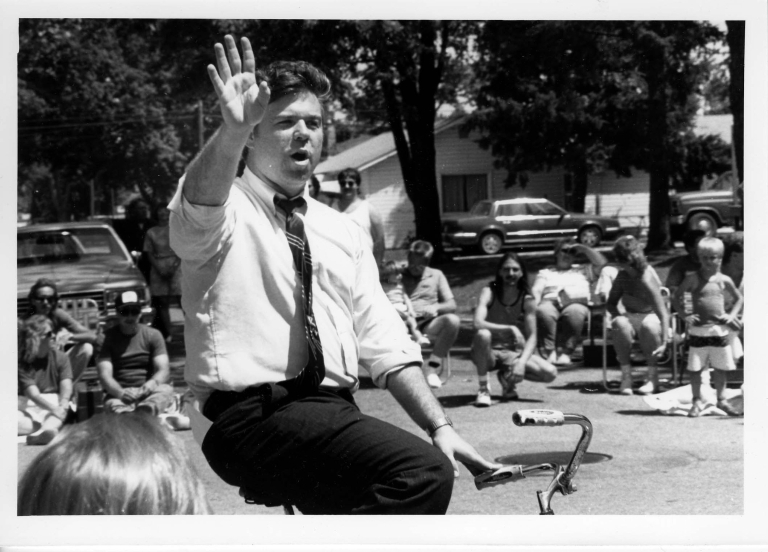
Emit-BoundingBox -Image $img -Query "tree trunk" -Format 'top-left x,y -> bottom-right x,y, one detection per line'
645,47 -> 673,251
726,21 -> 745,186
570,162 -> 589,213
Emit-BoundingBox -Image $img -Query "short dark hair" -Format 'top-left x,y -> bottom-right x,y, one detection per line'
683,229 -> 707,251
337,168 -> 361,186
257,61 -> 331,105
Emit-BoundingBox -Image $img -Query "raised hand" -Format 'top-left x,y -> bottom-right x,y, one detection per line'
207,35 -> 271,133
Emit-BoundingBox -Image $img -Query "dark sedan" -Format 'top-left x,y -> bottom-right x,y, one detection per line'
442,198 -> 623,255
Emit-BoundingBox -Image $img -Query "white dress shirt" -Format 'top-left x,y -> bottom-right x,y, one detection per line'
168,167 -> 421,410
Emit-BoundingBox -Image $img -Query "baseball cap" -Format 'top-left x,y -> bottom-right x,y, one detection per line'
115,290 -> 141,308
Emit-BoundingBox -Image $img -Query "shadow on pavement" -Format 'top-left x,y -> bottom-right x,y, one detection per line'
615,409 -> 666,416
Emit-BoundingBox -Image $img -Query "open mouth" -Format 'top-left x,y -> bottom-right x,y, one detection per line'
290,151 -> 310,162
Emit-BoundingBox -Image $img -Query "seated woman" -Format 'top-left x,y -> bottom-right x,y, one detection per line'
606,236 -> 669,396
18,315 -> 73,445
25,278 -> 102,383
532,238 -> 607,366
471,252 -> 558,407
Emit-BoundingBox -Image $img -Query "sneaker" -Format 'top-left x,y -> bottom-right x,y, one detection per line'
425,370 -> 442,389
688,399 -> 706,418
554,353 -> 572,366
417,335 -> 431,346
619,377 -> 633,395
636,380 -> 659,396
716,400 -> 742,417
26,429 -> 57,446
474,388 -> 492,407
545,350 -> 557,364
497,369 -> 519,401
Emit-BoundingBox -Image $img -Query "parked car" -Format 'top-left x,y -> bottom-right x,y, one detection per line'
442,198 -> 623,255
669,171 -> 742,238
17,222 -> 153,328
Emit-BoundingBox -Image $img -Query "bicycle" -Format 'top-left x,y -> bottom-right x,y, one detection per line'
241,408 -> 593,515
473,409 -> 593,515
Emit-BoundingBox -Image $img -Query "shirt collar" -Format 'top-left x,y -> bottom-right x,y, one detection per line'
241,166 -> 306,218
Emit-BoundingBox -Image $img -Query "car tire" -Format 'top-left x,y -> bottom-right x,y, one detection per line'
577,226 -> 602,247
687,212 -> 718,237
479,232 -> 503,255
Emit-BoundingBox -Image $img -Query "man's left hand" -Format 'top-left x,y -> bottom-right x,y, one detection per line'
138,379 -> 158,398
432,426 -> 502,478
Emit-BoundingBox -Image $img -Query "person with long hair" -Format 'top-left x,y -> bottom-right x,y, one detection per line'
606,236 -> 669,396
471,252 -> 558,406
26,278 -> 101,383
18,414 -> 211,515
18,315 -> 73,445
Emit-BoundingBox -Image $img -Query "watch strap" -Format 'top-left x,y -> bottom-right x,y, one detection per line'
425,416 -> 453,437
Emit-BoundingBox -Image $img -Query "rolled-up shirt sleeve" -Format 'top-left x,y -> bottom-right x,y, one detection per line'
351,232 -> 422,389
167,175 -> 235,263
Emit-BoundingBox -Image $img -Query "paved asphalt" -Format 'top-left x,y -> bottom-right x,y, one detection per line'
16,241 -> 748,522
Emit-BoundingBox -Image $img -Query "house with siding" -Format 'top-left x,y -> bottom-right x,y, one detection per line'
315,113 -> 732,250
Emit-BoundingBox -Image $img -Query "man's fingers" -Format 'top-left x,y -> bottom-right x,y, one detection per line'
207,65 -> 226,97
241,37 -> 256,73
213,42 -> 232,83
224,34 -> 242,74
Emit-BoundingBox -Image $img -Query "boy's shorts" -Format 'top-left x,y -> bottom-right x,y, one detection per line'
687,324 -> 738,372
615,312 -> 660,337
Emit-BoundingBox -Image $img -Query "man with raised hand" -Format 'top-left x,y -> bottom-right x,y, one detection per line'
169,35 -> 498,514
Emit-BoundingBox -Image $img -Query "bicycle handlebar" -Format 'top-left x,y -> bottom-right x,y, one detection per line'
474,409 -> 593,515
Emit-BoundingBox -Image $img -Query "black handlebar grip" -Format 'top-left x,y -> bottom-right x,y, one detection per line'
474,464 -> 525,490
512,409 -> 565,427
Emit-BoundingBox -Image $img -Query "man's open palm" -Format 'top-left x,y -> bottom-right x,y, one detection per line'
207,35 -> 271,132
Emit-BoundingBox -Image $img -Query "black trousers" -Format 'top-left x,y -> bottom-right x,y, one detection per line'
201,383 -> 454,514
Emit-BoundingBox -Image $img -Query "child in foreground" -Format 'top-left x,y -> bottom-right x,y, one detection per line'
672,237 -> 743,417
380,261 -> 430,346
17,413 -> 211,515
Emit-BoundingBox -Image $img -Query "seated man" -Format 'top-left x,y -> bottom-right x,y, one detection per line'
97,291 -> 174,416
401,240 -> 461,388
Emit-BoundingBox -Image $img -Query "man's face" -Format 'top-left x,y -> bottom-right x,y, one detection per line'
31,286 -> 56,315
249,91 -> 323,197
407,253 -> 429,277
117,304 -> 141,334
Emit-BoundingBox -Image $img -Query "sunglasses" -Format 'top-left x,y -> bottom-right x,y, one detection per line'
34,295 -> 56,304
118,306 -> 141,317
339,180 -> 358,188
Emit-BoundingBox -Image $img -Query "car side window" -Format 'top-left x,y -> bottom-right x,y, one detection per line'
527,202 -> 562,216
497,203 -> 526,217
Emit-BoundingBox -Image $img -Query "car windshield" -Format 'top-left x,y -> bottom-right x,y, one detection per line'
469,201 -> 493,216
17,227 -> 128,267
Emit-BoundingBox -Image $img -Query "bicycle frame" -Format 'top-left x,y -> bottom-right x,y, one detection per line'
474,409 -> 593,515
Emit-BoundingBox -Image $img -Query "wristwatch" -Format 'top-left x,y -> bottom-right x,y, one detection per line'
425,416 -> 453,438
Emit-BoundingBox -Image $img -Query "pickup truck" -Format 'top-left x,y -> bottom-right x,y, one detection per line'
669,171 -> 743,238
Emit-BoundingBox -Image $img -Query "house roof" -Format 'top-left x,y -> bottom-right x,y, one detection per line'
314,114 -> 467,178
316,112 -> 733,179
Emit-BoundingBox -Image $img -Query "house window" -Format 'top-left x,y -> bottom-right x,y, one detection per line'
442,174 -> 488,212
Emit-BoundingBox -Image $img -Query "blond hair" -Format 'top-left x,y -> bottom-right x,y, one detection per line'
18,414 -> 211,515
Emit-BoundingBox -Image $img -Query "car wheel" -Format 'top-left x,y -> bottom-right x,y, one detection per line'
479,232 -> 503,255
687,212 -> 717,237
577,226 -> 602,247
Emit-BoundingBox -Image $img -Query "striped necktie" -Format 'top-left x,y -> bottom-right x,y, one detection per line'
273,195 -> 325,390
